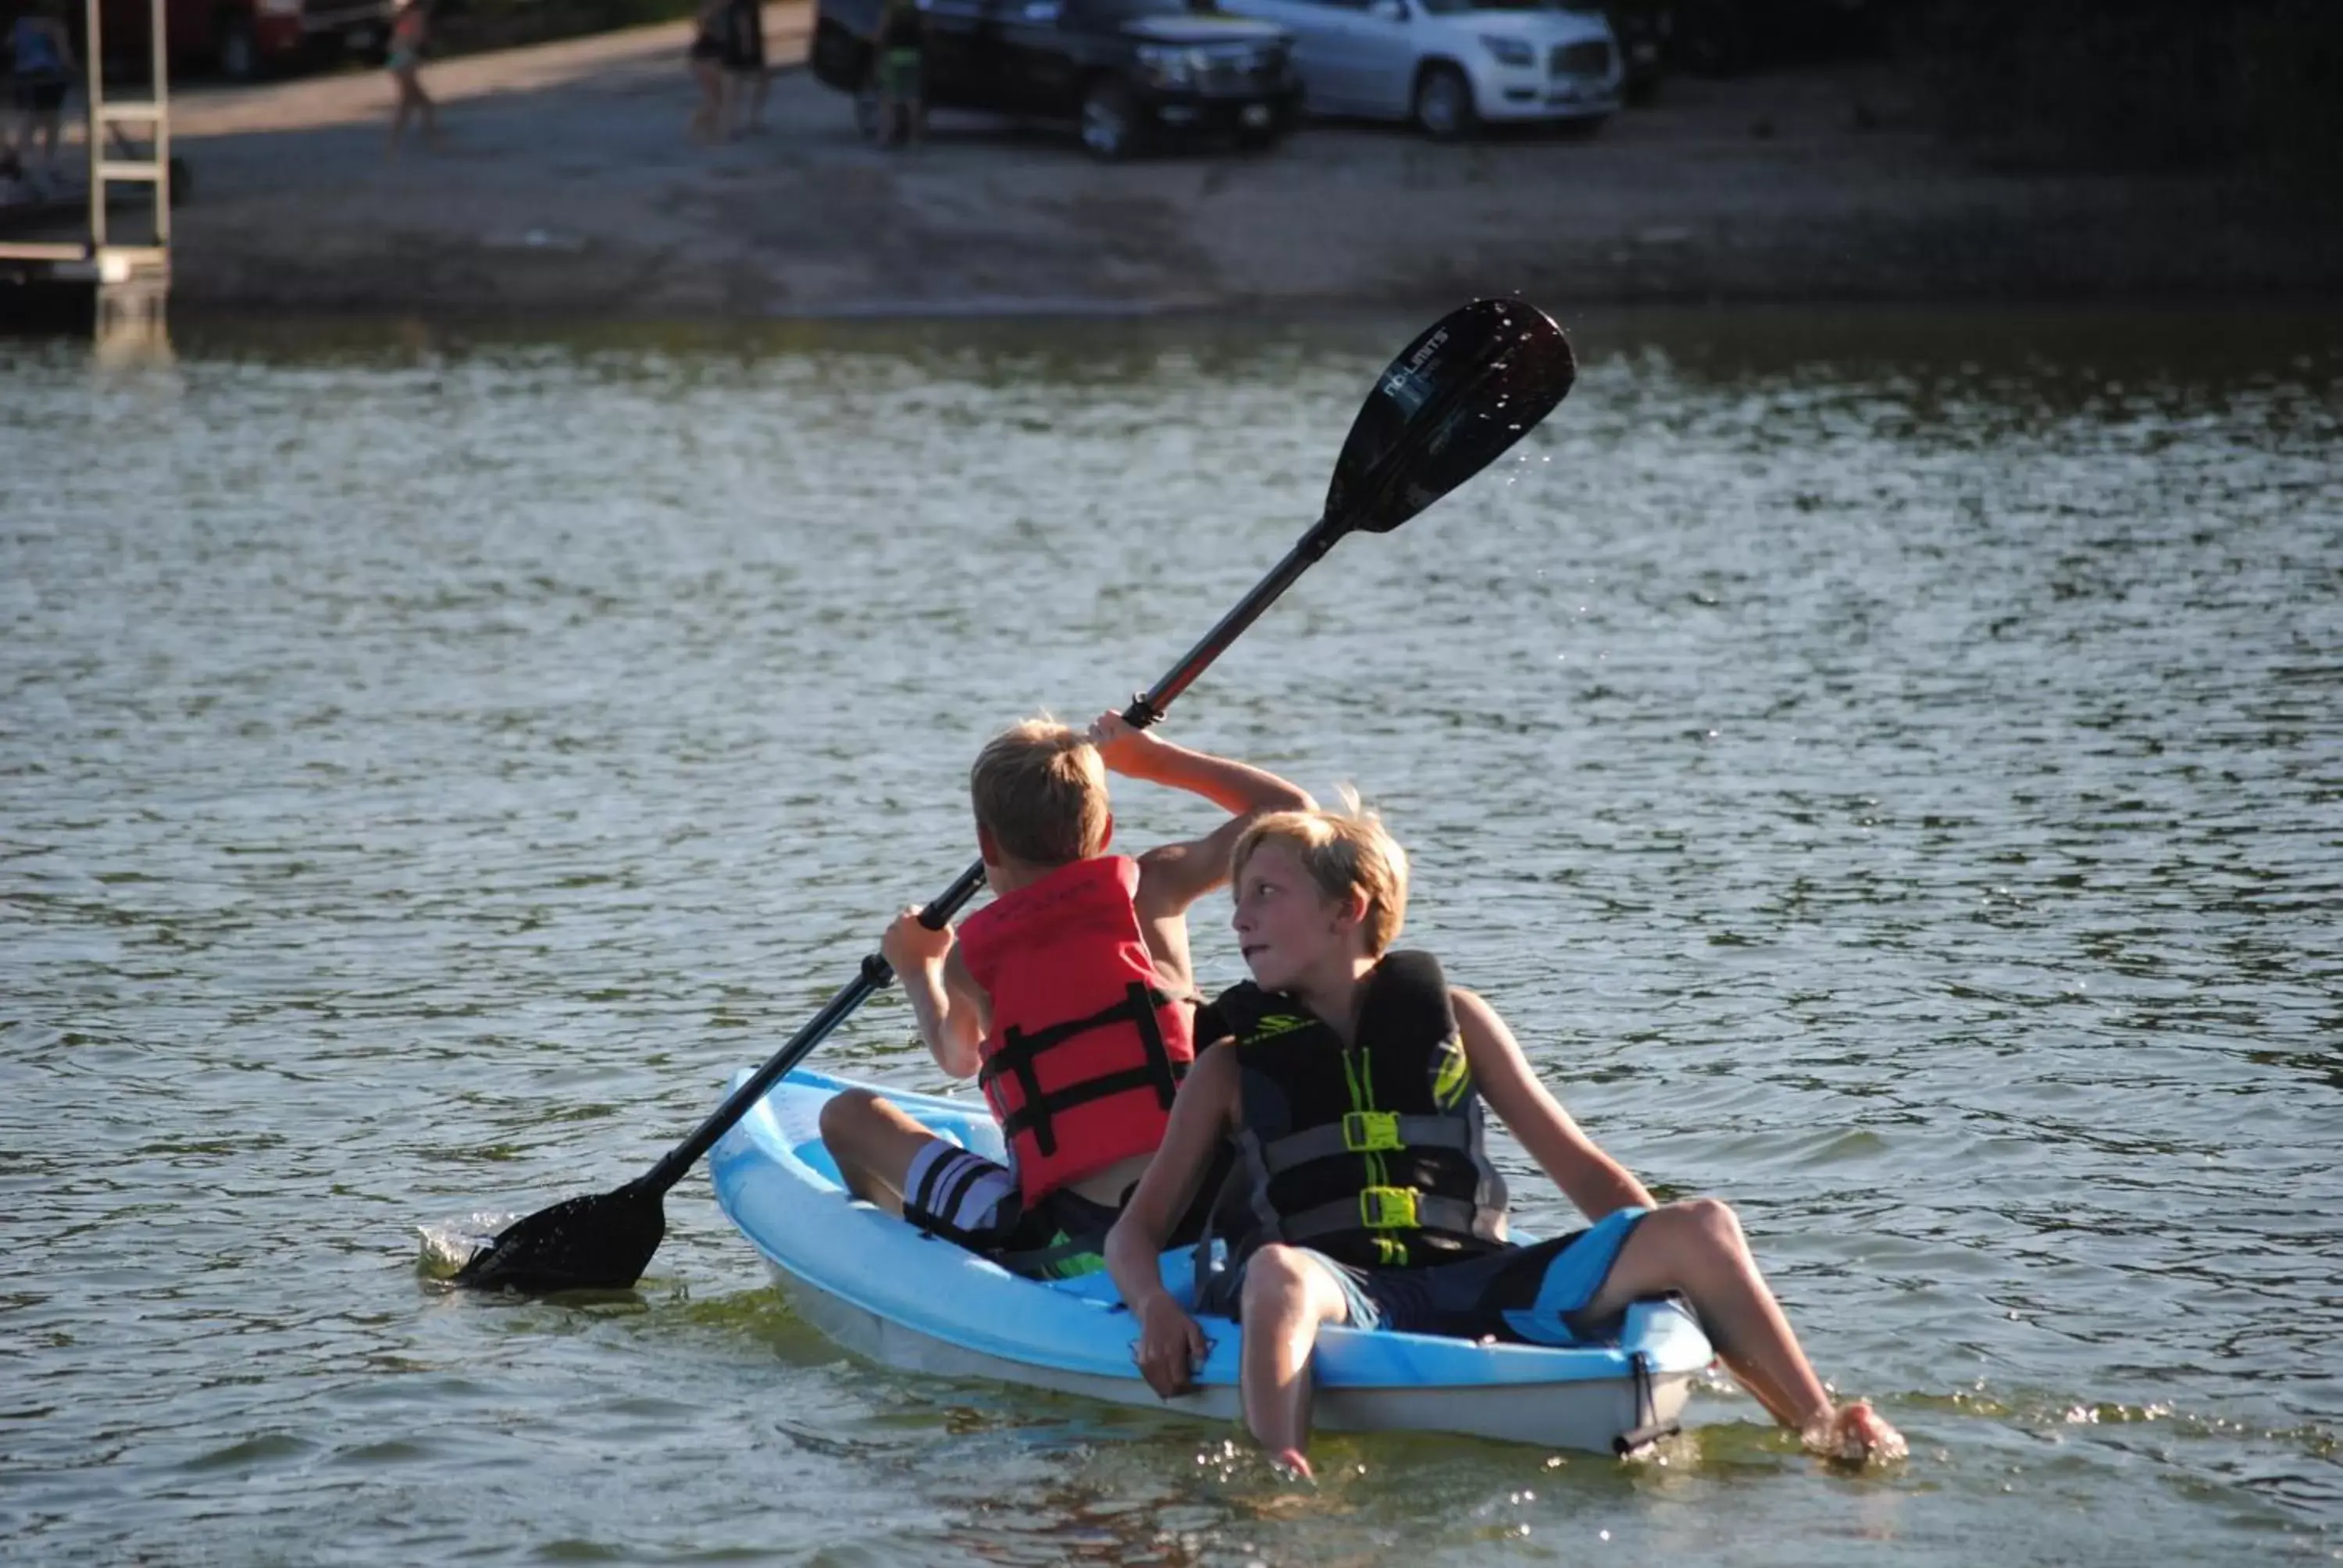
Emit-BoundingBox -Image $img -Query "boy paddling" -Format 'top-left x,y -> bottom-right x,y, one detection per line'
1105,804 -> 1907,1475
821,713 -> 1312,1278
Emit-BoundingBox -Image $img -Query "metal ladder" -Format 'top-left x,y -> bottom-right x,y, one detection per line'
83,0 -> 172,269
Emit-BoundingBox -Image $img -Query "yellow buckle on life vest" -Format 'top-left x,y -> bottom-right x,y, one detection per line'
1341,1110 -> 1403,1153
1358,1186 -> 1420,1230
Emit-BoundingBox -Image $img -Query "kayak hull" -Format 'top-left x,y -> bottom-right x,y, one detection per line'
710,1068 -> 1714,1452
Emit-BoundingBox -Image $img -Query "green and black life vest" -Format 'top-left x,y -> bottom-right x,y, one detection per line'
1213,951 -> 1510,1270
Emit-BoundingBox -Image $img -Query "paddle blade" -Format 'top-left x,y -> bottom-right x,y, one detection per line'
1325,299 -> 1577,536
449,1183 -> 665,1294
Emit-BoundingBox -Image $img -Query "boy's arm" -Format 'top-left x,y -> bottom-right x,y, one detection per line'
1090,712 -> 1314,918
1106,1042 -> 1238,1399
1454,988 -> 1657,1219
880,909 -> 990,1080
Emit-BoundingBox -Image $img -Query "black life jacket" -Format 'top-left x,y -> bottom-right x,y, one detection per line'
1212,950 -> 1510,1270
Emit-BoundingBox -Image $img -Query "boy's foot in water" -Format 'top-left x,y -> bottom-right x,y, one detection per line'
1803,1399 -> 1907,1464
1269,1448 -> 1314,1482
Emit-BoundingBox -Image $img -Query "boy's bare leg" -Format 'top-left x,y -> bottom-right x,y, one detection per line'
390,76 -> 432,151
1236,1245 -> 1353,1478
1578,1199 -> 1906,1459
815,1087 -> 941,1214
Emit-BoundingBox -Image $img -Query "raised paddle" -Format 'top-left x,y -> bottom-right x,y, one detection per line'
451,298 -> 1578,1293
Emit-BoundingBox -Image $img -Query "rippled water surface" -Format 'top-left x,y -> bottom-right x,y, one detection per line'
4,307 -> 2339,1565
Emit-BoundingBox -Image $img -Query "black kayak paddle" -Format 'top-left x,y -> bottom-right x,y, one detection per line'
452,297 -> 1578,1293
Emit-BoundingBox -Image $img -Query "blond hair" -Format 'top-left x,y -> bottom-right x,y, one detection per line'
1231,793 -> 1410,957
969,718 -> 1111,868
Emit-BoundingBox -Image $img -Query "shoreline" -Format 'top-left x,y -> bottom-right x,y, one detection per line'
153,16 -> 2343,320
166,291 -> 2343,330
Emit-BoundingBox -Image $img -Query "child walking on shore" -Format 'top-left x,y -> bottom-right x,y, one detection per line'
386,0 -> 438,153
871,0 -> 925,148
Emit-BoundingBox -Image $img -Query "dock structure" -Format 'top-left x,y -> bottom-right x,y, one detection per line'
0,0 -> 173,340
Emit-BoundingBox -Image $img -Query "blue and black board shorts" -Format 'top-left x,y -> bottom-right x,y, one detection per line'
900,1139 -> 1119,1279
1199,1206 -> 1650,1347
900,1137 -> 1227,1281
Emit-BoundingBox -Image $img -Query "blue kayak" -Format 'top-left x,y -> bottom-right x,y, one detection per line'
709,1067 -> 1715,1452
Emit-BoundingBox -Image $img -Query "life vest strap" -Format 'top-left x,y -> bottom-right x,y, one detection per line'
995,1064 -> 1167,1141
1257,1113 -> 1475,1176
1278,1190 -> 1483,1245
979,981 -> 1181,1160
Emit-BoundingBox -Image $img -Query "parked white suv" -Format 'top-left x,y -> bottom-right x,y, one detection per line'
1218,0 -> 1622,138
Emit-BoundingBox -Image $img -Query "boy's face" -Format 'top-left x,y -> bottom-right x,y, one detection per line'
1231,842 -> 1356,993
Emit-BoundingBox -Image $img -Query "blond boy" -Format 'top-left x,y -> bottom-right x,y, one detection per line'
1107,804 -> 1907,1474
819,713 -> 1311,1276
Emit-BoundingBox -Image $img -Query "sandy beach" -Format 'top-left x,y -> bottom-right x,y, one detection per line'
156,7 -> 2341,317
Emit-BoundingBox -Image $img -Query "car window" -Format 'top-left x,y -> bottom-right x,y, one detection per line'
1065,0 -> 1197,21
1419,0 -> 1592,12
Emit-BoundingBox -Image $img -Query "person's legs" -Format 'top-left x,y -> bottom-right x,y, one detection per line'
816,1086 -> 957,1213
1574,1198 -> 1903,1458
412,71 -> 437,143
738,66 -> 768,133
390,67 -> 430,149
31,86 -> 66,173
688,59 -> 726,141
870,60 -> 897,148
1235,1244 -> 1357,1477
0,95 -> 23,179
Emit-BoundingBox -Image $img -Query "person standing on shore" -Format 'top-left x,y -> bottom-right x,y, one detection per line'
386,0 -> 439,154
725,0 -> 769,136
5,0 -> 77,194
872,0 -> 925,148
686,0 -> 730,142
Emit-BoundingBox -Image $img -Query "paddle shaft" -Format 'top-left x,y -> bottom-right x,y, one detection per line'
636,514 -> 1342,1198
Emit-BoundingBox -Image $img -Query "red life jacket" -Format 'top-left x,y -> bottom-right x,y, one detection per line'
956,855 -> 1194,1203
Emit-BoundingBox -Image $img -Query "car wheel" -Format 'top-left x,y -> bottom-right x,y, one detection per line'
1413,63 -> 1476,141
216,17 -> 259,81
1080,76 -> 1139,162
1235,108 -> 1287,153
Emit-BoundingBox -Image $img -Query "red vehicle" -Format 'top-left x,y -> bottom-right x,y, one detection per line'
9,0 -> 398,80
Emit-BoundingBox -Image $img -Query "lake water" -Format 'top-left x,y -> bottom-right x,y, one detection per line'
3,305 -> 2339,1566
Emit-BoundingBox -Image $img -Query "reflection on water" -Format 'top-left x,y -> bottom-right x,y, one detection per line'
2,305 -> 2340,1565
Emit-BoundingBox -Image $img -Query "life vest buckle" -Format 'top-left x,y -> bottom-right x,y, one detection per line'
1357,1186 -> 1420,1230
1340,1110 -> 1403,1153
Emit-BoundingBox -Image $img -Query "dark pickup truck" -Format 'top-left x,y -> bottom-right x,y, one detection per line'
810,0 -> 1304,159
